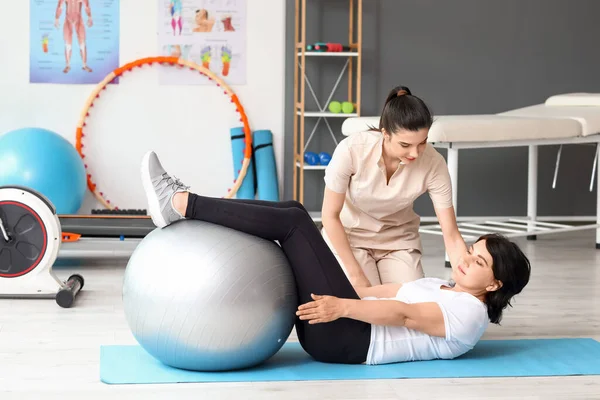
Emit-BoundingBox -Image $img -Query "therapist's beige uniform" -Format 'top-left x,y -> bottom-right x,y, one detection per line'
323,130 -> 453,285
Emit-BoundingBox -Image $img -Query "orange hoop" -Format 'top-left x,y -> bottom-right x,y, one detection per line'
75,56 -> 252,210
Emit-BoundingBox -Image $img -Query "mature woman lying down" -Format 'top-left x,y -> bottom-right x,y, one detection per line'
140,150 -> 531,365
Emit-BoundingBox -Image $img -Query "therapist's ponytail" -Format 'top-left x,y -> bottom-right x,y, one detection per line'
371,85 -> 433,134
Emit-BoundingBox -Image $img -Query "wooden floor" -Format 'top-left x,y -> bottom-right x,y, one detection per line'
1,230 -> 600,399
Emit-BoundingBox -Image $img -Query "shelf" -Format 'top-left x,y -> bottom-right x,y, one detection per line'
296,111 -> 358,117
296,161 -> 327,170
297,51 -> 359,57
293,0 -> 362,208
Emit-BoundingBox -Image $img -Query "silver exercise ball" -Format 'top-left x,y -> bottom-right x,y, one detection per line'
122,219 -> 298,371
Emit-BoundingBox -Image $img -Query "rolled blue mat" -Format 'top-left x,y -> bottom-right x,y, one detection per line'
230,127 -> 255,199
253,129 -> 279,201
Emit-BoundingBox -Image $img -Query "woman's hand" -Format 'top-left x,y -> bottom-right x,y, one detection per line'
296,294 -> 348,324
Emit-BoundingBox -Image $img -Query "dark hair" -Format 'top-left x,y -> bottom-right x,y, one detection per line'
476,233 -> 531,325
369,85 -> 434,134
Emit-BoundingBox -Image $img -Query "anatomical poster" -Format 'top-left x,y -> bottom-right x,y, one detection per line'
157,0 -> 246,85
29,0 -> 120,84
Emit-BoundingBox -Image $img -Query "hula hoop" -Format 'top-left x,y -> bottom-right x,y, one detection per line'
75,56 -> 252,210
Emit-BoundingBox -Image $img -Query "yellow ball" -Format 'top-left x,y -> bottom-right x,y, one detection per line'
328,101 -> 342,113
342,101 -> 354,113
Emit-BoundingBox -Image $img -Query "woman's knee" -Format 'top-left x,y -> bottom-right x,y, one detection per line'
286,206 -> 312,227
287,200 -> 308,213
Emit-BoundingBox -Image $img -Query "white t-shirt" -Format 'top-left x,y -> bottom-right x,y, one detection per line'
365,277 -> 489,365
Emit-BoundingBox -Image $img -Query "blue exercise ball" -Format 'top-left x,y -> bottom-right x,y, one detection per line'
0,127 -> 86,214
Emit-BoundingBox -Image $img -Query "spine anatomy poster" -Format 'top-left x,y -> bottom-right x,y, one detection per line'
158,0 -> 246,85
30,0 -> 120,84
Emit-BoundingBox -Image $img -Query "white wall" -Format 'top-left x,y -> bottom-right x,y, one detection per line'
0,0 -> 287,213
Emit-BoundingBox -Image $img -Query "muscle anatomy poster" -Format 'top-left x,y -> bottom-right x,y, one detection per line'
30,0 -> 120,84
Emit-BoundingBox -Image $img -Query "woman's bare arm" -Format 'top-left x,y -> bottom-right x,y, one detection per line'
297,295 -> 446,338
322,188 -> 371,287
354,283 -> 403,299
343,299 -> 446,338
435,205 -> 468,269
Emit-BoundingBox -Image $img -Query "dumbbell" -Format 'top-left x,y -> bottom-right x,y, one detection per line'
304,151 -> 332,166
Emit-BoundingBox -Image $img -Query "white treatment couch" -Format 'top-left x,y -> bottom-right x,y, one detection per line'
341,93 -> 600,252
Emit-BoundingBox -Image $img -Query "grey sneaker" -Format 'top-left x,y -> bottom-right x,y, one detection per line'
141,151 -> 190,228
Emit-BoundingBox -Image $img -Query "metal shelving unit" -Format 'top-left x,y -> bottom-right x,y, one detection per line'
292,0 -> 363,221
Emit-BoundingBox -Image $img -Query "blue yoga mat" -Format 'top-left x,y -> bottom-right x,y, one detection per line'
230,126 -> 255,199
100,338 -> 600,384
252,129 -> 279,201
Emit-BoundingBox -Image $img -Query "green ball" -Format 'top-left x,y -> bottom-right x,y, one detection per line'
328,101 -> 342,113
342,101 -> 354,114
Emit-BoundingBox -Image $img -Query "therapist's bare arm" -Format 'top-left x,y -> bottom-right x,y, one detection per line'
354,283 -> 402,299
435,206 -> 467,268
321,188 -> 371,287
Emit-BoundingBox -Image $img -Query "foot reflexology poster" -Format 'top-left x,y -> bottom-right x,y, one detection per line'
158,0 -> 247,85
30,0 -> 120,84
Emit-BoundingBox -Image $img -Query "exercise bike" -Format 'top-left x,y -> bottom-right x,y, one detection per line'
0,186 -> 84,308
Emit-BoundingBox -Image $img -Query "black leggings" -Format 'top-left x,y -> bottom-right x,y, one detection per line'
185,194 -> 371,364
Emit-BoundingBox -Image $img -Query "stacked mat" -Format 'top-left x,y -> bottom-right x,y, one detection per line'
231,127 -> 279,201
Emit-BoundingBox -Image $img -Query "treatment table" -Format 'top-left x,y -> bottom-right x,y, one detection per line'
341,93 -> 600,259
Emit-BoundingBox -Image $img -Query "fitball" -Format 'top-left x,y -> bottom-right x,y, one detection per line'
0,127 -> 86,214
122,219 -> 298,371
